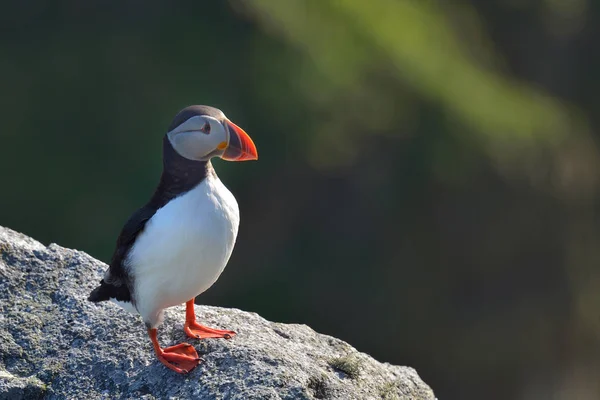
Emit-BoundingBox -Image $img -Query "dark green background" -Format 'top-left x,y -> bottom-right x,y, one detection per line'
2,1 -> 600,399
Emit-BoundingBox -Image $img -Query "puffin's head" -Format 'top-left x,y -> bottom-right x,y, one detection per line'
166,105 -> 258,162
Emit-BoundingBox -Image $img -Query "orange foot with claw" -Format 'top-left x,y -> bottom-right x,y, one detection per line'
184,299 -> 236,340
148,328 -> 202,373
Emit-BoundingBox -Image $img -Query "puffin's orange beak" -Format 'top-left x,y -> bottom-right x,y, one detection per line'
222,120 -> 258,161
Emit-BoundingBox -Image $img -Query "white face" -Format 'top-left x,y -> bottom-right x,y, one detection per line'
166,115 -> 229,161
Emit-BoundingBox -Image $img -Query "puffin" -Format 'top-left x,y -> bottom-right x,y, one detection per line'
89,105 -> 258,373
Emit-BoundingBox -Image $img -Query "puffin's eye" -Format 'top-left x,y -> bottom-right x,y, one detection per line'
200,122 -> 211,134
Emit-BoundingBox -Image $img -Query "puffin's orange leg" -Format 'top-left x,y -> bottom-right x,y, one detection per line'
148,328 -> 201,373
184,300 -> 236,339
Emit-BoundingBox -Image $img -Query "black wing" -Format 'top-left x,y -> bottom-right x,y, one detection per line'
88,206 -> 157,303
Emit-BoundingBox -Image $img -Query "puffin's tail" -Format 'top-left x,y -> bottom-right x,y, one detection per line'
88,278 -> 132,305
88,280 -> 111,302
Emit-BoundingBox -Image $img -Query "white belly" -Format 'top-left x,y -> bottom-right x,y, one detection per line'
127,175 -> 239,326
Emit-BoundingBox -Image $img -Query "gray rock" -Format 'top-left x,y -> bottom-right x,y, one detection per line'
0,225 -> 436,400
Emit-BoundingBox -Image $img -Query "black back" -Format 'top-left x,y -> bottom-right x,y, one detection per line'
88,106 -> 219,304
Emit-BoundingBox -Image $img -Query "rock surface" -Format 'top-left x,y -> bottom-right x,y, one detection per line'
0,226 -> 436,400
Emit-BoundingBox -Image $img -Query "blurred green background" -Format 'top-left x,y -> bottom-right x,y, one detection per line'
2,1 -> 600,399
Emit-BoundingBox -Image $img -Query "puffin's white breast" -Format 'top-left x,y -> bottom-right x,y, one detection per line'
128,174 -> 239,323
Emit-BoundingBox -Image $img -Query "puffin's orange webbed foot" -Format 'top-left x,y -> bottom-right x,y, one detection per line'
185,320 -> 237,340
184,299 -> 236,340
149,329 -> 201,374
158,343 -> 201,373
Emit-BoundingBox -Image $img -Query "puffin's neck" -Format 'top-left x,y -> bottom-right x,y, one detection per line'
149,137 -> 215,209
